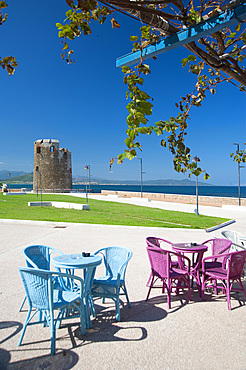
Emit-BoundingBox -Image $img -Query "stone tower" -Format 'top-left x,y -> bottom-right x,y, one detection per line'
33,139 -> 72,192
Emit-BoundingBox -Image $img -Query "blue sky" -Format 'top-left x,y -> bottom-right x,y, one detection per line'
1,0 -> 245,185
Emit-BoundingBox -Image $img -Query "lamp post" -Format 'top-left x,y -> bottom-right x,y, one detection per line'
137,158 -> 145,198
84,165 -> 88,203
36,166 -> 39,197
192,156 -> 200,215
86,165 -> 91,193
8,173 -> 11,193
232,143 -> 245,206
40,172 -> 43,206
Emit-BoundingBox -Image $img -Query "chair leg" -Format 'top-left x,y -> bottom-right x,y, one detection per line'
226,279 -> 231,310
122,284 -> 131,308
38,310 -> 43,324
18,307 -> 32,346
55,308 -> 65,329
84,297 -> 92,329
162,281 -> 166,293
167,280 -> 172,309
89,294 -> 97,318
79,305 -> 86,336
146,276 -> 155,301
213,279 -> 218,295
50,321 -> 56,356
201,278 -> 204,300
19,296 -> 26,312
115,296 -> 121,321
146,273 -> 152,287
186,277 -> 191,302
196,271 -> 202,297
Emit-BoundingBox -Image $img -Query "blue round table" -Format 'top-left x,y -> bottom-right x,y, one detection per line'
53,254 -> 102,328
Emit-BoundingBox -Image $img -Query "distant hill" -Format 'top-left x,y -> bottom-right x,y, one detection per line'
0,172 -> 33,183
0,170 -> 27,180
72,176 -> 211,186
0,170 -> 211,186
142,179 -> 212,186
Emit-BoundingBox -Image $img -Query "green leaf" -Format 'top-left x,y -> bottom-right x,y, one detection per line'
122,66 -> 132,74
181,58 -> 188,67
133,42 -> 140,50
204,173 -> 210,180
127,150 -> 137,160
0,1 -> 7,9
161,140 -> 166,147
63,42 -> 69,50
137,127 -> 149,134
117,153 -> 126,162
66,9 -> 73,17
188,55 -> 196,62
125,137 -> 133,148
130,36 -> 138,41
235,23 -> 241,32
226,39 -> 233,46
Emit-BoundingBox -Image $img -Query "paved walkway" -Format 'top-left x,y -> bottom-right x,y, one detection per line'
0,195 -> 245,369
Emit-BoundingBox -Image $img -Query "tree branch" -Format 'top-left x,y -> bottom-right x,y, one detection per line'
186,41 -> 246,86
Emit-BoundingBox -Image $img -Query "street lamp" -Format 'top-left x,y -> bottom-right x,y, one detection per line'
232,143 -> 245,206
86,165 -> 91,193
36,166 -> 39,197
84,165 -> 89,203
192,155 -> 200,215
137,158 -> 145,198
35,166 -> 42,204
8,173 -> 11,193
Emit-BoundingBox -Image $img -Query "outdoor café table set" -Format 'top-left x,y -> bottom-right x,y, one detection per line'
18,245 -> 132,355
146,236 -> 246,311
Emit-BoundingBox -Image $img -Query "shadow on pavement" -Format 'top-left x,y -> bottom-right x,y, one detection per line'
72,298 -> 168,345
0,321 -> 23,345
3,349 -> 79,370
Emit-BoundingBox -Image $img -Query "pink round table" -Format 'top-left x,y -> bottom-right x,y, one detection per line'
172,243 -> 208,296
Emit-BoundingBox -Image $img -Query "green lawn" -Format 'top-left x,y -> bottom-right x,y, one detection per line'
0,193 -> 229,229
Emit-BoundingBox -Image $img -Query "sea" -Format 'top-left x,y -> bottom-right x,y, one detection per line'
9,184 -> 246,198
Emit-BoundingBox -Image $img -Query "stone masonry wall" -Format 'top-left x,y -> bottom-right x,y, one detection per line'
33,139 -> 72,191
101,190 -> 246,207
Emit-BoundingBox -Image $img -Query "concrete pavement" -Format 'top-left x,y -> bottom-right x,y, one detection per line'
0,195 -> 245,369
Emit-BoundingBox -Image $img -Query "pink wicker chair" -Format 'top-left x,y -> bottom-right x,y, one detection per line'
202,250 -> 246,310
146,245 -> 191,309
202,239 -> 232,268
146,237 -> 177,286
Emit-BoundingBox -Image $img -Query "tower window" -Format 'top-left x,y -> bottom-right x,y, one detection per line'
37,146 -> 41,154
50,146 -> 55,153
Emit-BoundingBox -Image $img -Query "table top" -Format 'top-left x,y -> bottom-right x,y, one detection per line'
53,253 -> 102,269
172,243 -> 208,253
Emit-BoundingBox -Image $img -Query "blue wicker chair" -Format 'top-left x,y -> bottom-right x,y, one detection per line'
91,246 -> 132,321
18,267 -> 86,355
19,245 -> 64,311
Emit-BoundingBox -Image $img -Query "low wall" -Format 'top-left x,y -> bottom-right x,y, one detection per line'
101,190 -> 246,207
28,201 -> 90,210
